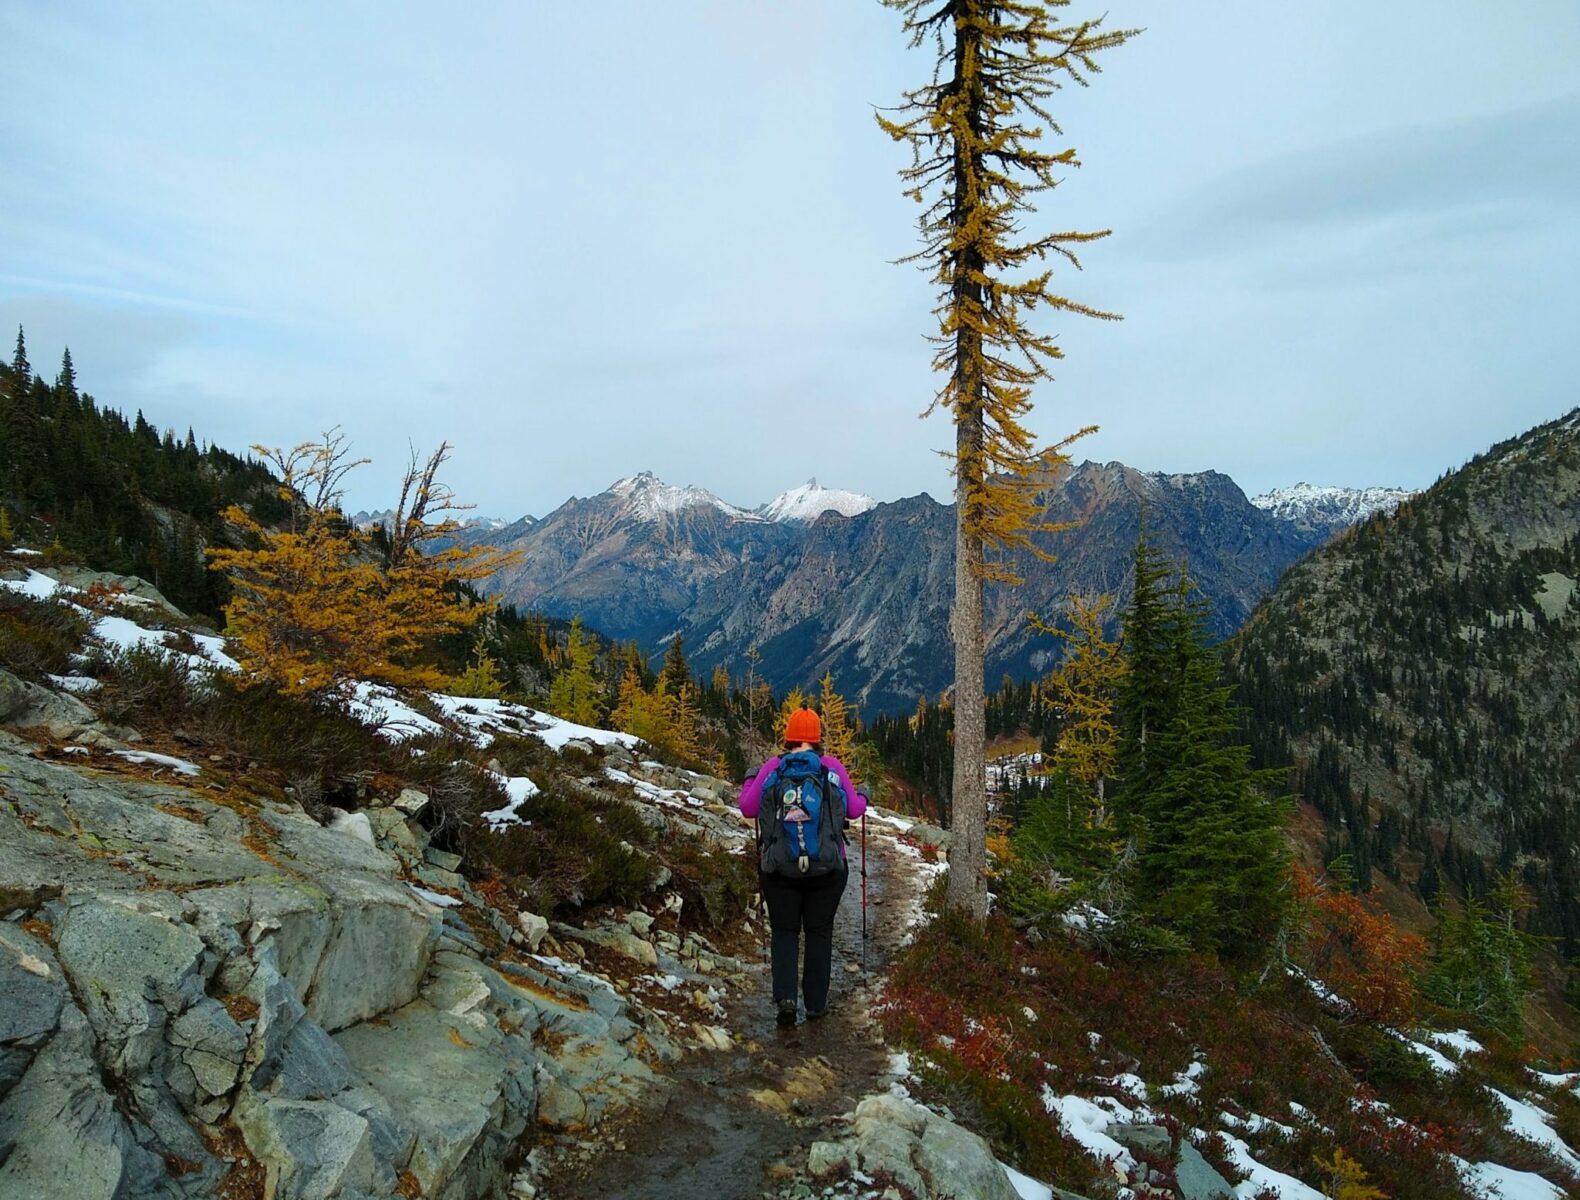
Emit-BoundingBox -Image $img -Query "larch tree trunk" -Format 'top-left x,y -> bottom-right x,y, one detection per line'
947,413 -> 990,918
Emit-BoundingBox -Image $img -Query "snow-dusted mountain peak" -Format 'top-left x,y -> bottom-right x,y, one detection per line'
607,472 -> 759,522
759,478 -> 877,523
1250,482 -> 1413,534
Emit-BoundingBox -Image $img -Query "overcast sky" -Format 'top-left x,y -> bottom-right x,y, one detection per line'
3,2 -> 1577,518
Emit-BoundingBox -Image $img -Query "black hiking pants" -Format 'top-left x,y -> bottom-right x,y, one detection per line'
760,867 -> 847,1011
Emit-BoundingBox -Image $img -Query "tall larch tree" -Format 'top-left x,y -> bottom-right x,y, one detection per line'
879,0 -> 1136,917
817,671 -> 857,764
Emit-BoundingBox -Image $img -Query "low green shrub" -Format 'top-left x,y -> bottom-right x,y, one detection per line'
0,589 -> 89,680
471,780 -> 657,915
83,644 -> 195,725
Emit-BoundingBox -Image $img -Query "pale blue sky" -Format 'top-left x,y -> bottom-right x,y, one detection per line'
3,2 -> 1577,517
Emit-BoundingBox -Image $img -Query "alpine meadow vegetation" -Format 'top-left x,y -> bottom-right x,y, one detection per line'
879,0 -> 1136,918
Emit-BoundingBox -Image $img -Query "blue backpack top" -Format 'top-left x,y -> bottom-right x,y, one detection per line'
757,750 -> 847,878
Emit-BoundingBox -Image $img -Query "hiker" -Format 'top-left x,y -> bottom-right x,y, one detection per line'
739,706 -> 866,1027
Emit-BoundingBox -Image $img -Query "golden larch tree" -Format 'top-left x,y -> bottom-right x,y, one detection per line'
817,671 -> 857,764
879,0 -> 1135,918
776,686 -> 808,743
209,433 -> 518,696
1042,592 -> 1127,829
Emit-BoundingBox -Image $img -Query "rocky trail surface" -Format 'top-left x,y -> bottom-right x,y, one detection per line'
532,814 -> 933,1200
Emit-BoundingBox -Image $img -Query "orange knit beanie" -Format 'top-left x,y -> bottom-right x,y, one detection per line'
784,707 -> 822,746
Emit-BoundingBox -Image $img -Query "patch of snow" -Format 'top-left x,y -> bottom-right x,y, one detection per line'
1042,1090 -> 1135,1171
1400,1035 -> 1460,1075
637,973 -> 685,992
1487,1087 -> 1580,1173
482,773 -> 540,830
347,683 -> 447,741
409,885 -> 462,908
758,478 -> 877,523
0,568 -> 66,600
112,750 -> 202,776
47,674 -> 101,693
1162,1056 -> 1207,1098
1220,1132 -> 1325,1199
1061,902 -> 1113,932
1000,1161 -> 1054,1200
1456,1157 -> 1566,1200
7,547 -> 42,557
515,705 -> 641,752
1534,1071 -> 1580,1092
1220,1110 -> 1295,1138
1105,1073 -> 1149,1103
1287,1102 -> 1332,1134
869,811 -> 916,831
1424,1029 -> 1486,1058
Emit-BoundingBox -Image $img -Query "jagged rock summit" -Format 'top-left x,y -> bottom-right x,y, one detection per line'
1249,481 -> 1413,539
607,471 -> 760,522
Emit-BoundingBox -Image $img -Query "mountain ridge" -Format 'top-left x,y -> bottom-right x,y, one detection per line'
466,461 -> 1334,713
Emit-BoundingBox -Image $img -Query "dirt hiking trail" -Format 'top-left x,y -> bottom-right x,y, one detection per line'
536,813 -> 934,1200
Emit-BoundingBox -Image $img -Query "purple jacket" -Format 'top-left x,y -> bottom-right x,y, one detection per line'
739,753 -> 867,821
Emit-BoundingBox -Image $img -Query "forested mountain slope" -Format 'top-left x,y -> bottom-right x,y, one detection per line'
0,331 -> 284,618
1232,408 -> 1580,948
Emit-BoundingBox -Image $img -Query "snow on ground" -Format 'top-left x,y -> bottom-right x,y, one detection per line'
1161,1056 -> 1207,1098
1062,902 -> 1114,932
1220,1110 -> 1296,1138
111,750 -> 202,776
1534,1071 -> 1580,1092
2,568 -> 64,600
999,1161 -> 1055,1200
604,767 -> 709,815
47,673 -> 100,692
408,885 -> 462,908
1424,1029 -> 1487,1058
868,811 -> 916,831
1042,1090 -> 1137,1173
482,772 -> 541,830
1220,1133 -> 1325,1200
1487,1088 -> 1580,1173
1400,1033 -> 1461,1075
1457,1157 -> 1567,1200
428,692 -> 641,752
345,683 -> 447,741
3,569 -> 238,674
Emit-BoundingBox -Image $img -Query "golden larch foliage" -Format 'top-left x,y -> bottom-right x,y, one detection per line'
776,686 -> 808,743
877,0 -> 1136,581
1315,1148 -> 1388,1199
207,434 -> 520,696
1040,592 -> 1126,826
817,671 -> 857,764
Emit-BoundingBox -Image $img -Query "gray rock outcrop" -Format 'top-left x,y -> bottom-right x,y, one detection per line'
0,727 -> 682,1200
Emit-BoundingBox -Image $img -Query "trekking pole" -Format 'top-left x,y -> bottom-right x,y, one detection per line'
860,808 -> 869,972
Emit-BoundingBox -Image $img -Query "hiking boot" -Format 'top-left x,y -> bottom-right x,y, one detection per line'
776,999 -> 798,1027
805,1002 -> 831,1021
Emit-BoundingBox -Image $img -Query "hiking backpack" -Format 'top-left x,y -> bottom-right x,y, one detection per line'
756,752 -> 847,879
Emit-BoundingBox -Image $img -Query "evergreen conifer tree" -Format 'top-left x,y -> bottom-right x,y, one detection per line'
660,634 -> 692,697
1114,534 -> 1292,957
880,0 -> 1135,918
10,326 -> 29,385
